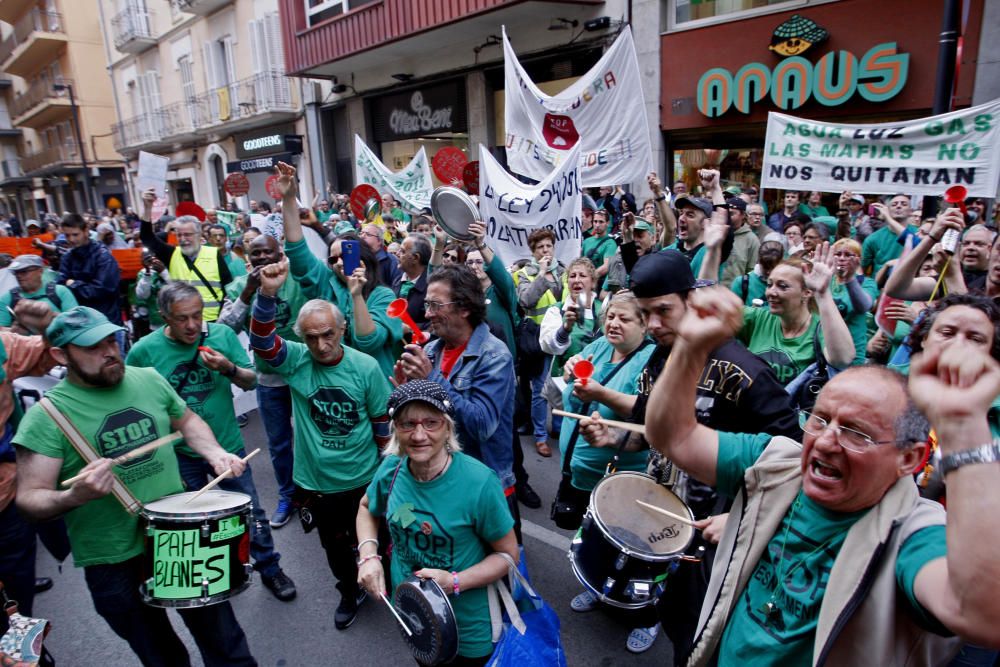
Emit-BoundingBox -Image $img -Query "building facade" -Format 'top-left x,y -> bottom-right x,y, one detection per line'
100,0 -> 314,211
0,0 -> 126,219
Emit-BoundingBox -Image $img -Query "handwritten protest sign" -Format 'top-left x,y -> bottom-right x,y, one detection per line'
354,135 -> 433,212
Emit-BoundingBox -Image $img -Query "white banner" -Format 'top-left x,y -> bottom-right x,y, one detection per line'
354,135 -> 433,212
479,144 -> 582,269
761,98 -> 1000,197
503,26 -> 652,188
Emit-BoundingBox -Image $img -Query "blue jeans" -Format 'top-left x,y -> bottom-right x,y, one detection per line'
176,450 -> 281,578
529,356 -> 552,442
84,556 -> 256,667
256,384 -> 295,503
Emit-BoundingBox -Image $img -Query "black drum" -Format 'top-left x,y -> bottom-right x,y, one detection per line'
569,472 -> 695,609
393,575 -> 459,666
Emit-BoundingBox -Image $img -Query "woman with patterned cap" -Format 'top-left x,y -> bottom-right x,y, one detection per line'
356,379 -> 519,666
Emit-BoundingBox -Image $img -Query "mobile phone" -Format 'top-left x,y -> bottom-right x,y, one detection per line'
341,239 -> 361,275
867,204 -> 878,217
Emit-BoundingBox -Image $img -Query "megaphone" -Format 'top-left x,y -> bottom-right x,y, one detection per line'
944,185 -> 968,215
573,359 -> 594,387
387,298 -> 427,345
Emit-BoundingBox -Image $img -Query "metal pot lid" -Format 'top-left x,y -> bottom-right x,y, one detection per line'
430,186 -> 478,241
393,575 -> 459,666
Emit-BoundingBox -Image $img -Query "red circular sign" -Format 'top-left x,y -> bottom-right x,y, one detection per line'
224,172 -> 250,197
265,174 -> 282,200
350,183 -> 381,221
432,147 -> 468,184
462,161 -> 480,194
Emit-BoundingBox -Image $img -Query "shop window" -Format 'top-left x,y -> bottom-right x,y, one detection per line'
305,0 -> 378,27
670,0 -> 812,30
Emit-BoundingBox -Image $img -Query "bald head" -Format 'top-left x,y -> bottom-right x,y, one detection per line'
247,234 -> 282,268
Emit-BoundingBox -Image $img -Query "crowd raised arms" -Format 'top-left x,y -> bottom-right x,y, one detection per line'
0,156 -> 998,666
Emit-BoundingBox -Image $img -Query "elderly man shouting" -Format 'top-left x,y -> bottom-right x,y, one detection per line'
638,285 -> 999,665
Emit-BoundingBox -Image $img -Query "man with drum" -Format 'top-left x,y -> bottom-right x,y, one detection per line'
13,306 -> 256,666
126,282 -> 296,602
250,258 -> 392,631
644,284 -> 1000,664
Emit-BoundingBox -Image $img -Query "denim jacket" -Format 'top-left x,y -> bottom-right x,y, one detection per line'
425,322 -> 515,489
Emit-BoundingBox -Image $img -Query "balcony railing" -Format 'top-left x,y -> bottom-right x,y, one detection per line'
22,142 -> 77,173
0,158 -> 22,180
111,6 -> 155,53
0,8 -> 63,65
10,77 -> 71,120
170,0 -> 232,17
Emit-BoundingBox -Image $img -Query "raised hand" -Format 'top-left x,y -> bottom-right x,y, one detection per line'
804,242 -> 834,295
647,172 -> 663,195
910,344 -> 1000,430
929,207 -> 965,241
698,169 -> 721,194
347,266 -> 367,297
468,221 -> 486,246
274,162 -> 298,200
677,286 -> 745,351
259,258 -> 289,296
620,212 -> 635,243
703,212 -> 729,249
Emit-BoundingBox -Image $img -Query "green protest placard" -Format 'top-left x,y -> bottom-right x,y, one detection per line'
761,98 -> 1000,196
151,527 -> 231,599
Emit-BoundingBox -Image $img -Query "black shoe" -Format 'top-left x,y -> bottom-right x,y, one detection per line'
516,482 -> 542,509
334,589 -> 368,630
34,577 -> 53,594
237,413 -> 249,428
261,569 -> 297,602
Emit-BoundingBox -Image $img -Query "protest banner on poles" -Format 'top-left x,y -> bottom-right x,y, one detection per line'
354,135 -> 433,212
478,144 -> 582,269
761,98 -> 1000,197
503,26 -> 652,188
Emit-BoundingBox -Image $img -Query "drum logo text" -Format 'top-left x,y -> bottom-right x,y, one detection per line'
648,524 -> 681,544
152,528 -> 230,598
97,409 -> 159,466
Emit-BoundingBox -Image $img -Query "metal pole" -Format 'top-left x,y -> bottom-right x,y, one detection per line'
65,84 -> 95,213
923,0 -> 962,218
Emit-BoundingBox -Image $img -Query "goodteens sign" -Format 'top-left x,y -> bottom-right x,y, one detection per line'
761,98 -> 1000,196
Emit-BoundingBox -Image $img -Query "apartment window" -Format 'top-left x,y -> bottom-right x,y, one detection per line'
305,0 -> 378,27
250,13 -> 285,74
178,55 -> 196,101
670,0 -> 805,29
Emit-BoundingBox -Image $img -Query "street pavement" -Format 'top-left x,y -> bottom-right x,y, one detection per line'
32,412 -> 674,665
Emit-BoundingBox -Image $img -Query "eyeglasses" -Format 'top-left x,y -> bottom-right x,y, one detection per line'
360,230 -> 379,239
424,300 -> 457,312
798,410 -> 895,453
466,259 -> 484,266
396,417 -> 445,432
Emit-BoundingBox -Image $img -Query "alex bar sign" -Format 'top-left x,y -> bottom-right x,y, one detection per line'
696,14 -> 909,117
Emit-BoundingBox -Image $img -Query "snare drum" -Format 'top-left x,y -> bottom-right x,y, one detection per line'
140,490 -> 253,608
569,471 -> 695,609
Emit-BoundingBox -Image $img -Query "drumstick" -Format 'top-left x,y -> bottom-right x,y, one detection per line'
552,409 -> 646,435
380,592 -> 413,637
635,499 -> 698,528
184,449 -> 260,504
61,431 -> 182,486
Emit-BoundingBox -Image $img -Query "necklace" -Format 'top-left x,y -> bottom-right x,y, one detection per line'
782,313 -> 812,339
758,498 -> 842,631
411,453 -> 451,482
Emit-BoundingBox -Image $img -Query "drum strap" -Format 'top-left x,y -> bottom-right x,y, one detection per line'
38,398 -> 142,515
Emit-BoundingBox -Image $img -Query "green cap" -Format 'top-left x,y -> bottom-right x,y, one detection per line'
46,307 -> 124,348
633,219 -> 655,234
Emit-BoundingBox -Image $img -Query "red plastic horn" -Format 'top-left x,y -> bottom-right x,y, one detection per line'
573,359 -> 594,387
944,185 -> 968,215
387,298 -> 427,344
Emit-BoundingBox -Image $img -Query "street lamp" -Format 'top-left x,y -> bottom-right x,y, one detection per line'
53,81 -> 95,213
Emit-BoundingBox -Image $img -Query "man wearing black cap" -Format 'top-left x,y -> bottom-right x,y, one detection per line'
720,197 -> 760,288
580,250 -> 798,663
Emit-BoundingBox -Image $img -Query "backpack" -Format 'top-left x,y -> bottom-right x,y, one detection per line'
10,283 -> 62,311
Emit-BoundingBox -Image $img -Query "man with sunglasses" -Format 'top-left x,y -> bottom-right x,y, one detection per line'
640,284 -> 1000,665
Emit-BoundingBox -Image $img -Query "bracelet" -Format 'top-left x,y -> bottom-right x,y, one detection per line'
222,364 -> 238,378
655,194 -> 667,202
357,538 -> 379,553
357,554 -> 382,567
929,234 -> 943,243
941,440 -> 1000,475
712,203 -> 730,211
451,571 -> 460,596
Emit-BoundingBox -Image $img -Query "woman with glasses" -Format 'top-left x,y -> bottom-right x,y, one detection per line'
737,244 -> 856,386
539,258 -> 603,381
441,242 -> 467,267
828,238 -> 878,366
357,379 -> 519,667
466,222 -> 517,357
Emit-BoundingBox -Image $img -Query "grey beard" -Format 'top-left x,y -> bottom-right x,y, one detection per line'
181,243 -> 200,258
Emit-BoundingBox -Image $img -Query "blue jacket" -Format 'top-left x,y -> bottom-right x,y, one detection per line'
425,322 -> 515,489
58,241 -> 121,323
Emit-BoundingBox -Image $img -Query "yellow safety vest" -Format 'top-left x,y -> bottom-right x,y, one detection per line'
514,267 -> 567,324
168,245 -> 223,321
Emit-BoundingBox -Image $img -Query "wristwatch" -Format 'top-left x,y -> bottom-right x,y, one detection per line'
222,364 -> 238,378
940,440 -> 1000,475
655,194 -> 667,202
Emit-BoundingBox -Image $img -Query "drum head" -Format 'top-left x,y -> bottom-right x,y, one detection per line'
394,576 -> 459,666
144,491 -> 251,519
430,186 -> 477,241
591,472 -> 694,558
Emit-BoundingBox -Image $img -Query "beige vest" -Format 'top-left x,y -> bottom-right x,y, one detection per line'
688,437 -> 960,667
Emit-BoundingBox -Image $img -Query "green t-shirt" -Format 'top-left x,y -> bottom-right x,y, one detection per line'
128,271 -> 167,327
316,209 -> 333,223
224,252 -> 247,278
13,367 -> 187,567
126,324 -> 251,456
739,307 -> 820,386
713,432 -> 948,666
664,242 -> 714,281
861,225 -> 915,277
366,453 -> 514,659
731,272 -> 767,306
559,336 -> 653,490
258,342 -> 390,493
829,277 -> 879,366
225,273 -> 308,343
0,283 -> 78,326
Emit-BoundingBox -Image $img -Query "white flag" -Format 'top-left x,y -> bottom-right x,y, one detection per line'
503,26 -> 652,187
478,144 -> 582,269
354,135 -> 433,212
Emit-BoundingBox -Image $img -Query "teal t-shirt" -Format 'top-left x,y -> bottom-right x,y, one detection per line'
225,273 -> 308,343
714,432 -> 948,666
739,308 -> 821,386
861,225 -> 915,277
224,252 -> 247,278
559,337 -> 653,490
12,367 -> 187,567
259,342 -> 391,493
366,453 -> 514,659
126,324 -> 251,456
484,254 -> 518,358
664,242 -> 714,281
829,276 -> 879,366
0,283 -> 78,326
731,272 -> 767,306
